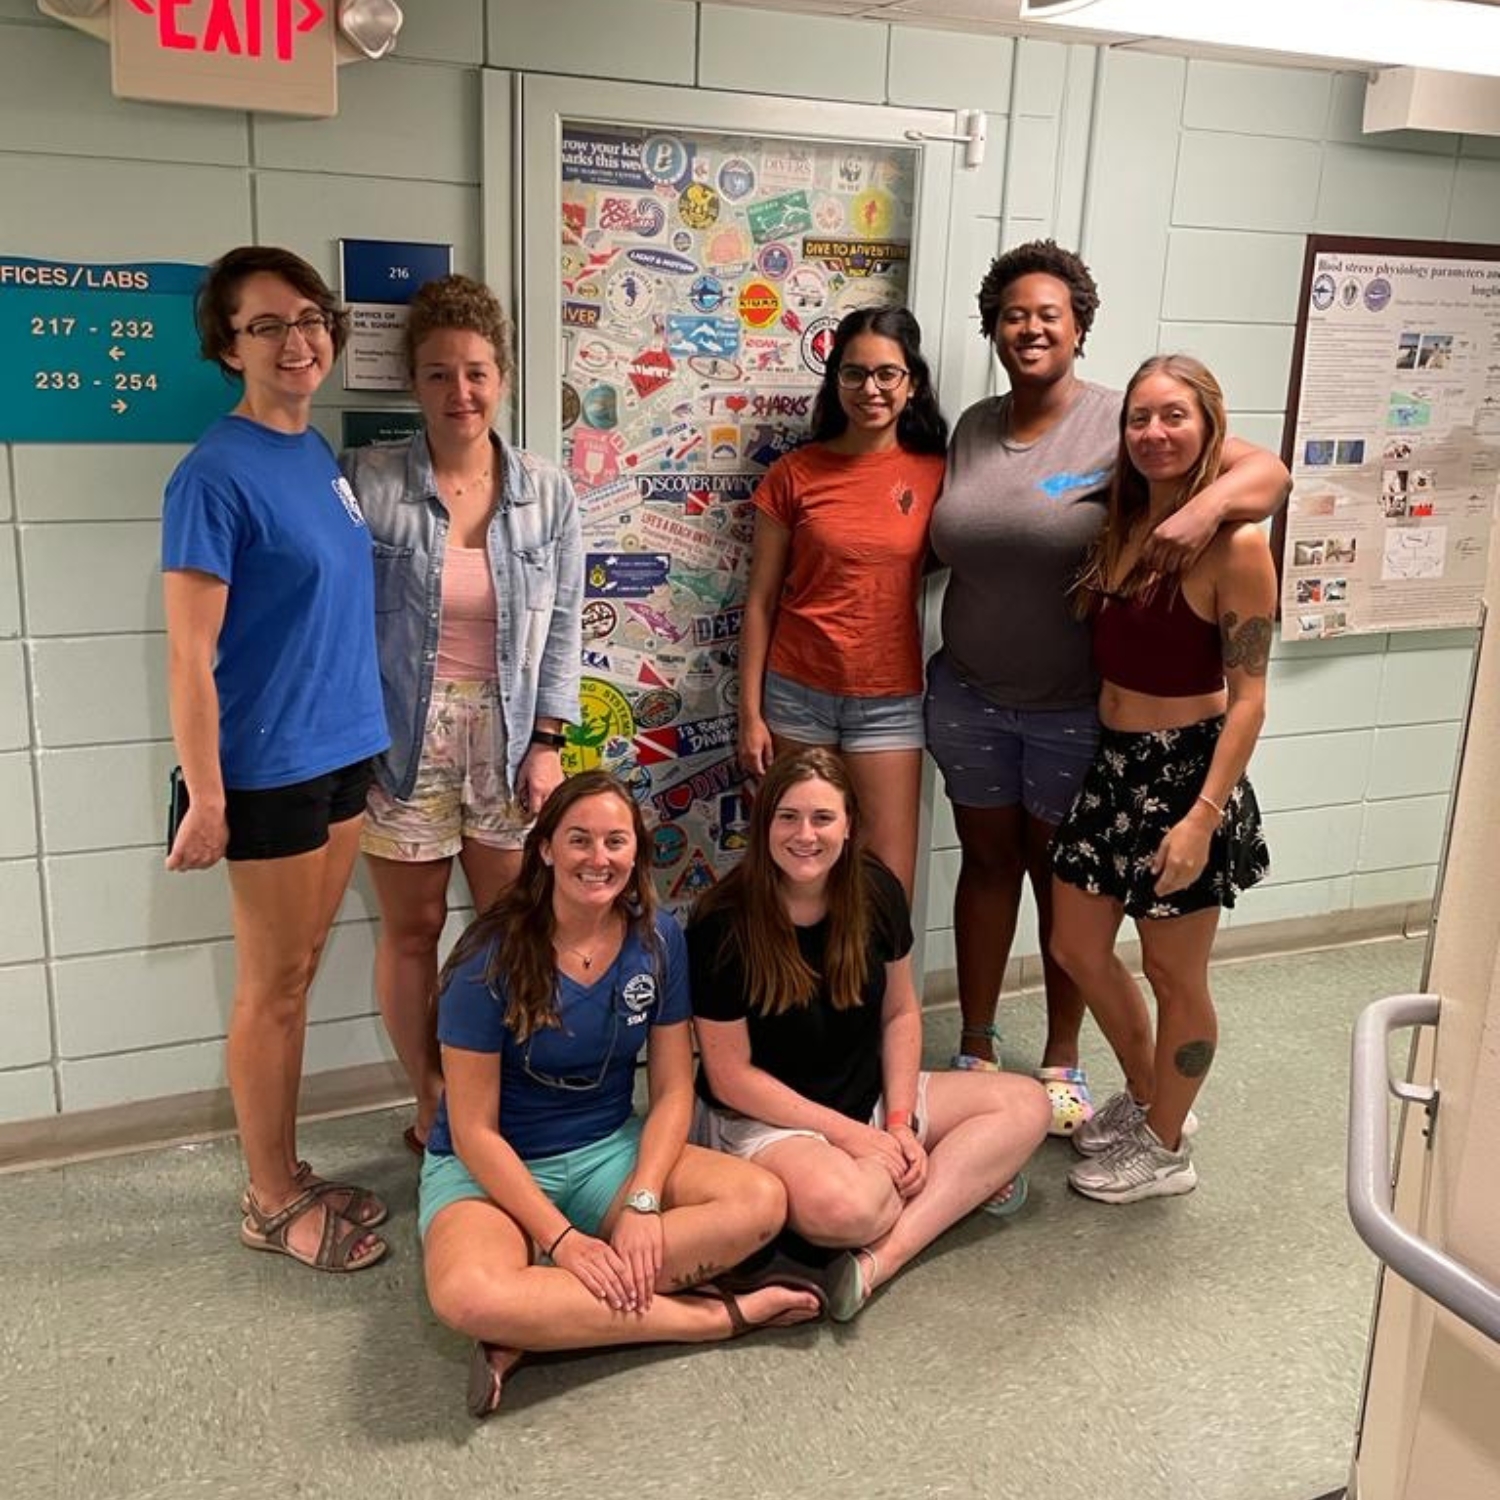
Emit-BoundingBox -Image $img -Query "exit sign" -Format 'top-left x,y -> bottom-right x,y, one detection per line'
112,0 -> 338,116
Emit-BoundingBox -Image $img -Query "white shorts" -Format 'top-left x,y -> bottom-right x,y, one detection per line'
692,1071 -> 934,1159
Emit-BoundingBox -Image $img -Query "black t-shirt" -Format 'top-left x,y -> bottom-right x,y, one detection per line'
687,857 -> 913,1124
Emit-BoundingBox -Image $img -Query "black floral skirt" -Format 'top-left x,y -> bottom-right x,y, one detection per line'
1051,717 -> 1269,920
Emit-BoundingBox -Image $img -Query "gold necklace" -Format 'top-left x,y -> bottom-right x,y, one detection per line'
555,915 -> 619,971
446,467 -> 491,499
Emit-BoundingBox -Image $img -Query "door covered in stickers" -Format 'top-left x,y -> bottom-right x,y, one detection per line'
558,125 -> 918,908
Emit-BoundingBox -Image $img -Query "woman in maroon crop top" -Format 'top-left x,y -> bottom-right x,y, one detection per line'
1047,354 -> 1276,1206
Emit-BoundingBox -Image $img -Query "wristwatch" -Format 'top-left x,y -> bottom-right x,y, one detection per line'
623,1188 -> 661,1215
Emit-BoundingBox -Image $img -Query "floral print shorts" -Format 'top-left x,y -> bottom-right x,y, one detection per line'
1050,716 -> 1269,920
361,680 -> 530,862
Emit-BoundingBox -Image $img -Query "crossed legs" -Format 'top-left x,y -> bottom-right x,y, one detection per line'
1048,879 -> 1220,1149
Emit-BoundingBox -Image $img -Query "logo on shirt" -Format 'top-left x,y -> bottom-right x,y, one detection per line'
1038,467 -> 1109,500
622,971 -> 657,1024
332,476 -> 366,526
892,482 -> 914,515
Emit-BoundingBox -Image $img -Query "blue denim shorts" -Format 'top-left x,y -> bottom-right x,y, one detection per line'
923,650 -> 1099,824
762,669 -> 926,753
417,1115 -> 643,1241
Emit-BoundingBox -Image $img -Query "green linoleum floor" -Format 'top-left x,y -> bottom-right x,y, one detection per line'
0,936 -> 1421,1500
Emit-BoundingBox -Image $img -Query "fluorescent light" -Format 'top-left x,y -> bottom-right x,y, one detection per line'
1023,0 -> 1500,78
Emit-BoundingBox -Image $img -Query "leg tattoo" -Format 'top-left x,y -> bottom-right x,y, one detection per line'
1174,1039 -> 1215,1078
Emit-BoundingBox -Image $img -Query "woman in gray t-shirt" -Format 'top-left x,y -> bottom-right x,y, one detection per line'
925,239 -> 1288,1138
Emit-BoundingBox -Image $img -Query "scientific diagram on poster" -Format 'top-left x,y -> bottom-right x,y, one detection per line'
555,123 -> 918,906
1277,235 -> 1500,641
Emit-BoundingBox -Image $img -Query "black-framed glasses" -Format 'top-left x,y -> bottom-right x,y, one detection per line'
521,982 -> 622,1093
236,312 -> 334,343
836,363 -> 909,391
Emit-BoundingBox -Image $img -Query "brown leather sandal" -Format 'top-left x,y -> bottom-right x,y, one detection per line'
240,1186 -> 388,1273
239,1161 -> 388,1229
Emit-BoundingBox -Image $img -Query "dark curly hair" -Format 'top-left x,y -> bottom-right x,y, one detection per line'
809,305 -> 948,455
975,239 -> 1100,354
403,273 -> 514,382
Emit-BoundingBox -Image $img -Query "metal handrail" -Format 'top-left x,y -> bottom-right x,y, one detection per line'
1348,992 -> 1500,1344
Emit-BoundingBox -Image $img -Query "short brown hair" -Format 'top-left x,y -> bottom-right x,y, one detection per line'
403,274 -> 514,382
196,245 -> 348,376
976,238 -> 1100,351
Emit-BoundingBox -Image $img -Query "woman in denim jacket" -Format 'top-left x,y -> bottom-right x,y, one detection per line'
342,275 -> 583,1154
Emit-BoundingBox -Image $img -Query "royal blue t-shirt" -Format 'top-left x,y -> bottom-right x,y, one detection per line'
161,415 -> 389,790
428,912 -> 691,1161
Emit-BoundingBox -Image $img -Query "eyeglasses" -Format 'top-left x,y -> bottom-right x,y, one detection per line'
836,363 -> 909,392
521,983 -> 622,1093
236,312 -> 334,343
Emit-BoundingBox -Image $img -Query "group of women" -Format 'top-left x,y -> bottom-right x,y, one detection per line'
161,237 -> 1284,1409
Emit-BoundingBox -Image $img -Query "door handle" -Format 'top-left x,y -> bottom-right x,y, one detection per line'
1348,992 -> 1500,1343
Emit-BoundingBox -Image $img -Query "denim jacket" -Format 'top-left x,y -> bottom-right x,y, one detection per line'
341,433 -> 583,801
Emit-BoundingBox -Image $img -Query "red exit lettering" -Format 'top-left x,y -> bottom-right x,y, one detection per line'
128,0 -> 325,63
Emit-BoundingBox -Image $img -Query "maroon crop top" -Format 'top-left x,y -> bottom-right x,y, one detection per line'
1091,585 -> 1225,697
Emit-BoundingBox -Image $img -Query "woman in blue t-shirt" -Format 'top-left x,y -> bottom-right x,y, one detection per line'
420,771 -> 821,1418
162,246 -> 391,1275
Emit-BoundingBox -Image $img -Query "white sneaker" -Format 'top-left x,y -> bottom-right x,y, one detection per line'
1068,1121 -> 1198,1204
1071,1090 -> 1199,1157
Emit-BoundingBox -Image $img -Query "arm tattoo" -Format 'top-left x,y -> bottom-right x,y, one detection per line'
1221,612 -> 1272,676
1174,1040 -> 1216,1078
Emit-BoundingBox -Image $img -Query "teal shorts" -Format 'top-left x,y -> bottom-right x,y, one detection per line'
417,1115 -> 644,1241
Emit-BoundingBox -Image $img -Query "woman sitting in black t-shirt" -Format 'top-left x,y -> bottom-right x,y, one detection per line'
688,749 -> 1051,1321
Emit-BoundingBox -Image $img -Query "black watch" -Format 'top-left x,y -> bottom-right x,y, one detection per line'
529,728 -> 567,749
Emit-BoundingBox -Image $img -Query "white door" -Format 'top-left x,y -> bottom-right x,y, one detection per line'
509,75 -> 959,915
1347,547 -> 1500,1494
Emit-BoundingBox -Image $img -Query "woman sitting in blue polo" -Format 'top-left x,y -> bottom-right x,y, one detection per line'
419,771 -> 821,1418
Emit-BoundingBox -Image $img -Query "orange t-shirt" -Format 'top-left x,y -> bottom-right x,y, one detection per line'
754,442 -> 945,697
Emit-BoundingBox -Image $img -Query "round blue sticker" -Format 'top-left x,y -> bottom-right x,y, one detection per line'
641,134 -> 690,188
1364,277 -> 1392,313
688,273 -> 726,313
718,156 -> 756,202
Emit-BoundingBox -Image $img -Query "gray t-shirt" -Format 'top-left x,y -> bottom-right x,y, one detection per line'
930,381 -> 1120,709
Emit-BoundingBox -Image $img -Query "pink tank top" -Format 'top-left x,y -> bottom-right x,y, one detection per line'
436,546 -> 498,681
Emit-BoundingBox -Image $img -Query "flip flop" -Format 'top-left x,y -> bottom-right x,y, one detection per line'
826,1247 -> 879,1324
716,1250 -> 831,1315
680,1282 -> 821,1337
466,1340 -> 526,1420
981,1172 -> 1029,1218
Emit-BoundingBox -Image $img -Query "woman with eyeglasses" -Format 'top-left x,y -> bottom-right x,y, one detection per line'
689,749 -> 1051,1323
926,240 -> 1288,1135
342,275 -> 582,1159
421,771 -> 820,1418
162,246 -> 391,1272
736,306 -> 948,895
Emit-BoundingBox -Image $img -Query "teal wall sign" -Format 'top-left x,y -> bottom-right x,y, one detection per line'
0,257 -> 235,442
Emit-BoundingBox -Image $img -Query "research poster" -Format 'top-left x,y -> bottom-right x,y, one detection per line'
1278,236 -> 1500,641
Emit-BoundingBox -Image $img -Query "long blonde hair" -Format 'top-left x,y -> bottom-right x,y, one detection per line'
1074,353 -> 1227,611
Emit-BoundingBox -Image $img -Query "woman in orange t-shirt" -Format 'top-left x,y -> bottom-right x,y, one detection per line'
737,307 -> 948,895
